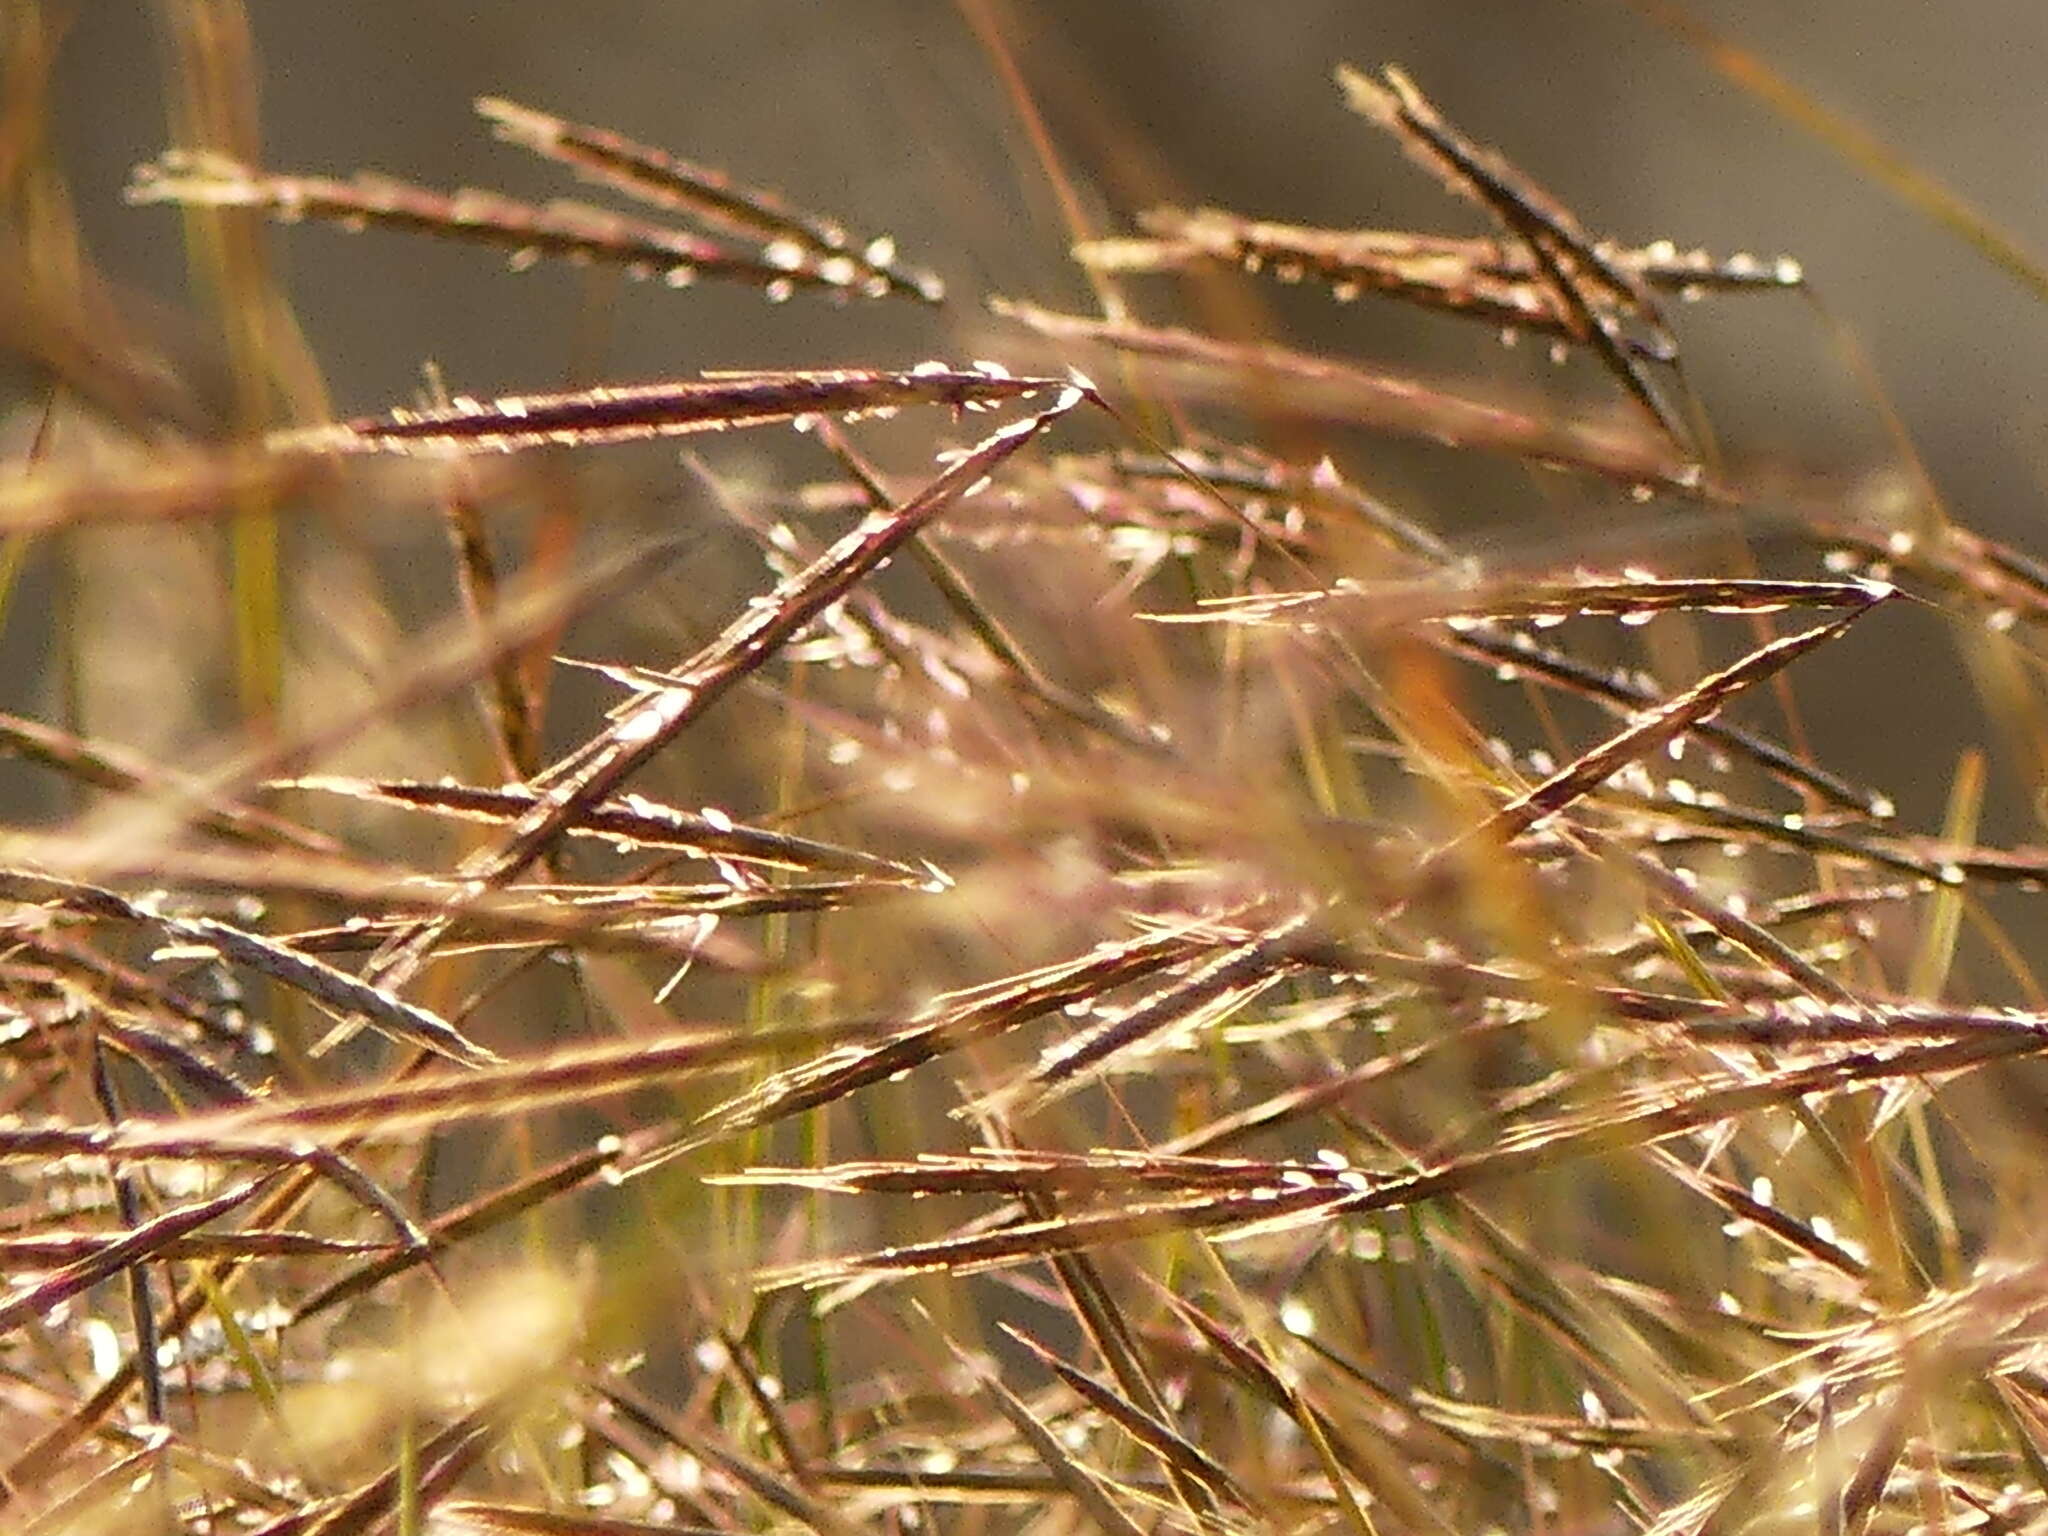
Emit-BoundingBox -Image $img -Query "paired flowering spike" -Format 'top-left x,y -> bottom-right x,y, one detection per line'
126,153 -> 826,296
127,96 -> 944,307
1079,207 -> 1801,356
1337,63 -> 1691,450
476,97 -> 943,302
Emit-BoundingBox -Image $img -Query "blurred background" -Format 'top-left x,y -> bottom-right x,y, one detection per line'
11,0 -> 2048,832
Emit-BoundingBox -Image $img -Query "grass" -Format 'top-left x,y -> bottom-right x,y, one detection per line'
5,7 -> 2048,1536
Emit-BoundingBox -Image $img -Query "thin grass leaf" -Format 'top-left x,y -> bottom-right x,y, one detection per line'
1080,208 -> 1799,345
1587,777 -> 2048,897
437,1506 -> 725,1536
1572,823 -> 1865,1008
1409,1393 -> 1727,1455
85,1041 -> 166,1422
476,96 -> 943,303
436,460 -> 541,781
774,1015 -> 2048,1283
757,1184 -> 1344,1288
712,1325 -> 819,1491
810,1462 -> 1341,1506
0,710 -> 335,852
278,899 -> 757,968
1647,1146 -> 1870,1280
1157,574 -> 1879,633
292,1411 -> 502,1536
126,152 -> 869,301
994,298 -> 1701,489
1157,1286 -> 1448,1536
0,857 -> 755,968
292,1139 -> 626,1325
278,366 -> 1063,456
1840,1391 -> 1913,1536
1335,64 -> 1690,448
281,775 -> 925,879
1325,1027 -> 2048,1224
0,1175 -> 267,1340
998,1322 -> 1253,1508
713,1146 -> 1367,1199
591,1373 -> 867,1536
944,1341 -> 1152,1536
0,1228 -> 390,1263
1119,210 -> 1805,295
0,916 -> 256,1055
1437,620 -> 1895,817
167,912 -> 500,1067
0,1121 -> 422,1245
1113,445 -> 1458,566
976,912 -> 1314,1118
1079,216 -> 1612,340
1416,594 -> 1885,882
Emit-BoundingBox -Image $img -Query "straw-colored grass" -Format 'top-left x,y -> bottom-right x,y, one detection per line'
5,10 -> 2048,1536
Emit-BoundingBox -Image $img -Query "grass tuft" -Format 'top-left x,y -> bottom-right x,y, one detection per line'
5,19 -> 2048,1536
